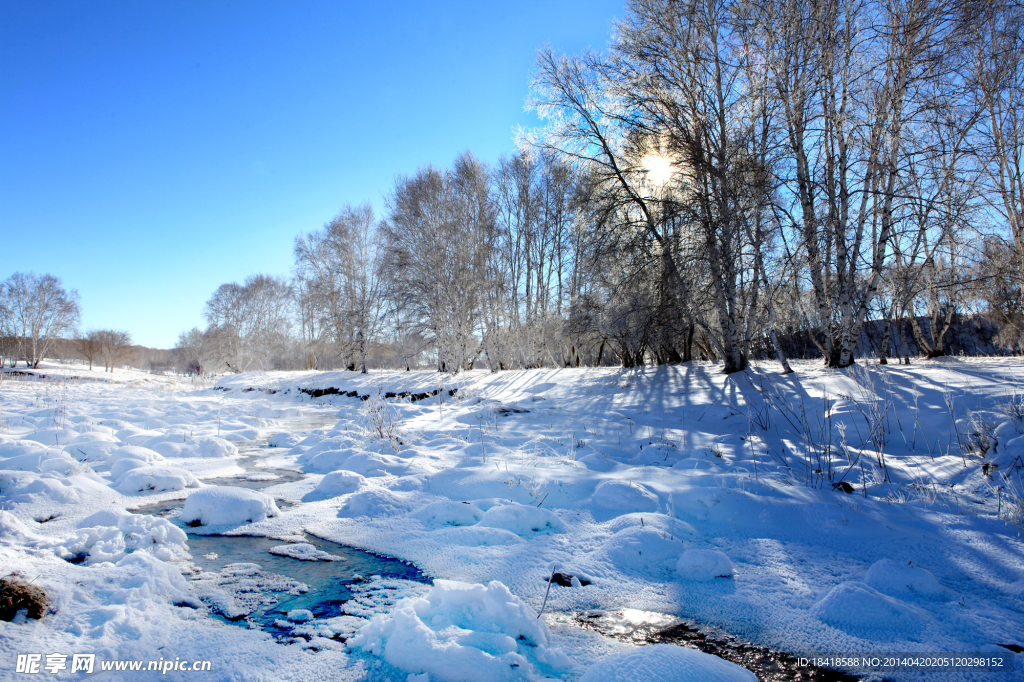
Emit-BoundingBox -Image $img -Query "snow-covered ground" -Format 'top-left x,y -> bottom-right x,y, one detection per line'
2,359 -> 1023,681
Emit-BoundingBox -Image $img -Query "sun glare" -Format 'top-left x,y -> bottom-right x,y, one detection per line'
641,153 -> 673,187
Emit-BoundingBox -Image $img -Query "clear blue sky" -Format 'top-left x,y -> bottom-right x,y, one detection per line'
0,0 -> 623,348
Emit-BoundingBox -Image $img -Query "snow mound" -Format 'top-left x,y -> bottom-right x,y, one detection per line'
810,581 -> 925,639
0,471 -> 117,505
268,432 -> 300,448
592,480 -> 660,515
412,501 -> 484,529
109,457 -> 151,480
580,644 -> 756,682
476,504 -> 565,536
576,453 -> 622,472
338,488 -> 410,518
57,512 -> 190,563
349,579 -> 570,682
145,435 -> 238,458
269,543 -> 345,561
107,445 -> 165,465
179,486 -> 279,526
676,549 -> 735,581
64,439 -> 120,462
114,466 -> 201,494
1,449 -> 79,474
311,470 -> 367,498
864,559 -> 947,599
304,448 -> 363,474
22,428 -> 80,446
596,526 -> 686,576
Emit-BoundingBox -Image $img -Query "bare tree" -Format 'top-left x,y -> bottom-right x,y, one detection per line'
382,152 -> 496,373
94,329 -> 133,372
203,274 -> 293,372
294,204 -> 388,373
174,327 -> 215,375
77,330 -> 102,371
0,272 -> 81,368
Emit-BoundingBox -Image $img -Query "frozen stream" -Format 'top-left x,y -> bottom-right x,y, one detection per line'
136,414 -> 871,679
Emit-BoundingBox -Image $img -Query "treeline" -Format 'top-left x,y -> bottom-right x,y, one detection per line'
186,0 -> 1024,375
0,271 -> 172,373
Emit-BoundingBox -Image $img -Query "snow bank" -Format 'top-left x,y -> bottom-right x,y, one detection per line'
114,465 -> 201,494
349,579 -> 569,682
179,486 -> 279,526
676,549 -> 735,581
580,644 -> 756,682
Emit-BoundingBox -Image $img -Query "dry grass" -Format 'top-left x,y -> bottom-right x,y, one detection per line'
0,576 -> 48,621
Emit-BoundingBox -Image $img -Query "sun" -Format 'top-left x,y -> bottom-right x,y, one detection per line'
641,153 -> 673,187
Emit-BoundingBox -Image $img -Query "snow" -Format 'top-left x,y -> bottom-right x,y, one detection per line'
113,465 -> 201,494
348,579 -> 570,682
675,549 -> 735,581
578,644 -> 756,682
311,470 -> 368,498
178,486 -> 279,526
3,359 -> 1024,681
268,542 -> 346,561
810,581 -> 927,640
864,558 -> 948,599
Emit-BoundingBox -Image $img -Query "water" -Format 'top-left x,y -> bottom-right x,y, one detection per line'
563,609 -> 866,682
185,532 -> 428,638
131,411 -> 432,642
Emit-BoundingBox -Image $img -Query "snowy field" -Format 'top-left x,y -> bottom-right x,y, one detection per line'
2,359 -> 1024,681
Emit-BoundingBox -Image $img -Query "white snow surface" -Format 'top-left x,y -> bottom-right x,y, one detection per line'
578,644 -> 757,682
2,359 -> 1024,680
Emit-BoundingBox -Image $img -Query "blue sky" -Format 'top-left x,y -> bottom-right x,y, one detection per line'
0,0 -> 623,348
